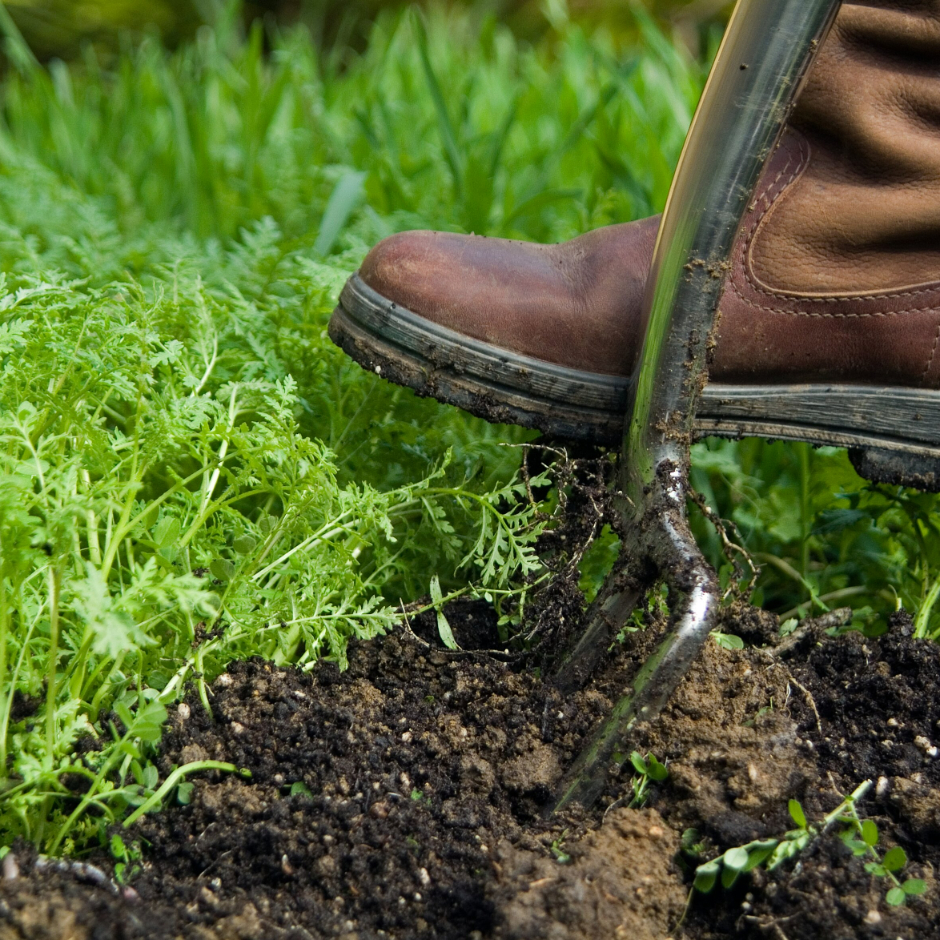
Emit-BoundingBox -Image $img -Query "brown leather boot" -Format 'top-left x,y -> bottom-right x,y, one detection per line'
330,1 -> 940,461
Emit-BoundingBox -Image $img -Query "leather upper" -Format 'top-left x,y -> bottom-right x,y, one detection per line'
711,0 -> 940,388
356,0 -> 940,390
358,218 -> 659,377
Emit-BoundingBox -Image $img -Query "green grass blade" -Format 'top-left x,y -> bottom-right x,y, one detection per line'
314,170 -> 367,256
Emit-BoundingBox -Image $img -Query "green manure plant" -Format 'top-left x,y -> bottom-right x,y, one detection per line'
0,0 -> 936,861
0,267 -> 549,852
0,0 -> 705,854
691,782 -> 928,909
690,439 -> 940,640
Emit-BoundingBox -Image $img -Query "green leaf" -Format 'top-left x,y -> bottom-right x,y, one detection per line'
209,559 -> 235,582
132,701 -> 169,744
720,864 -> 741,890
768,838 -> 803,870
413,11 -> 463,193
313,171 -> 367,257
141,763 -> 159,790
886,887 -> 907,907
723,846 -> 750,873
742,840 -> 778,872
693,859 -> 721,894
779,618 -> 799,636
176,781 -> 195,805
681,829 -> 702,854
861,820 -> 879,847
290,781 -> 313,798
883,846 -> 908,873
711,631 -> 744,650
902,878 -> 926,896
630,751 -> 649,775
110,834 -> 127,860
788,800 -> 807,829
114,702 -> 134,730
430,575 -> 458,650
153,517 -> 180,549
232,535 -> 257,555
646,754 -> 669,782
864,862 -> 887,876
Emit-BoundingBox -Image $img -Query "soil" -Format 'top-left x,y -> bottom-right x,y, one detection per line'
3,603 -> 940,940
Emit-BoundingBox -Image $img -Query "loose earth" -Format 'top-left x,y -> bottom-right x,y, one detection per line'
2,602 -> 939,940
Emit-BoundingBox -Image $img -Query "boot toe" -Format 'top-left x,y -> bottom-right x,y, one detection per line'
359,229 -> 469,324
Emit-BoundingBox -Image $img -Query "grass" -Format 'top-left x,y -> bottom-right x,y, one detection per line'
0,0 -> 937,856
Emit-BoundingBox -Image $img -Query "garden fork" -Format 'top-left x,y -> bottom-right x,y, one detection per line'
552,0 -> 845,812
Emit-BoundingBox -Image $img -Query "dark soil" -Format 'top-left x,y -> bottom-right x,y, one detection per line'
3,604 -> 939,940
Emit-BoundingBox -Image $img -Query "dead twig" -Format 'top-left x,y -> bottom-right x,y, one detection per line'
787,672 -> 822,735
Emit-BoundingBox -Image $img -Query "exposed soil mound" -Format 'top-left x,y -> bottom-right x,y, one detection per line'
2,604 -> 939,939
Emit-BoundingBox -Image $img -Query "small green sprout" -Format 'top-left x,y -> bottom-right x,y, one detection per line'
430,576 -> 458,650
779,618 -> 799,637
110,834 -> 142,885
681,828 -> 705,859
550,829 -> 571,864
710,630 -> 745,651
628,751 -> 669,808
839,808 -> 926,906
694,796 -> 819,893
693,781 -> 928,908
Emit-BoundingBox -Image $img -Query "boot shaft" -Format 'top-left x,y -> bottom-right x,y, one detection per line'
751,0 -> 940,294
711,0 -> 940,387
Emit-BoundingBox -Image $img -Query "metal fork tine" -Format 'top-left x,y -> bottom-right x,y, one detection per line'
552,0 -> 843,814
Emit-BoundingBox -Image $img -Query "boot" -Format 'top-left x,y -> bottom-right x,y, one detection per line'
329,2 -> 940,461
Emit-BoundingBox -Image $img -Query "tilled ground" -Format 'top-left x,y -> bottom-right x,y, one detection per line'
2,602 -> 939,940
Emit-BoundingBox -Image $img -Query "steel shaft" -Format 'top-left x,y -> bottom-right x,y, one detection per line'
553,0 -> 843,813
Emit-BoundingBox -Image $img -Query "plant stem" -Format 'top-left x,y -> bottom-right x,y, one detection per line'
44,565 -> 62,773
914,571 -> 940,639
798,443 -> 811,591
123,760 -> 248,827
0,570 -> 8,775
0,592 -> 39,776
822,779 -> 872,830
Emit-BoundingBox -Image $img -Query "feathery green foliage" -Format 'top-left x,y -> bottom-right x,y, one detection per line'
1,0 -> 937,860
0,2 -> 705,853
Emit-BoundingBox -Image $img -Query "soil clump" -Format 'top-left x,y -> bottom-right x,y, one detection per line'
2,604 -> 939,939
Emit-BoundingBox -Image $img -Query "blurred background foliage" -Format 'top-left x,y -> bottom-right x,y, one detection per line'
4,0 -> 732,63
2,0 -> 938,645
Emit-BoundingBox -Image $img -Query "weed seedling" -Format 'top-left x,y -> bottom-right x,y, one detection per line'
628,751 -> 669,808
550,829 -> 571,864
410,787 -> 430,805
110,834 -> 142,885
710,630 -> 745,651
838,798 -> 926,906
693,780 -> 927,908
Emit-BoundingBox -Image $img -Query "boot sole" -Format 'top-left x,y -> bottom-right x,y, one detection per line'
331,274 -> 940,488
